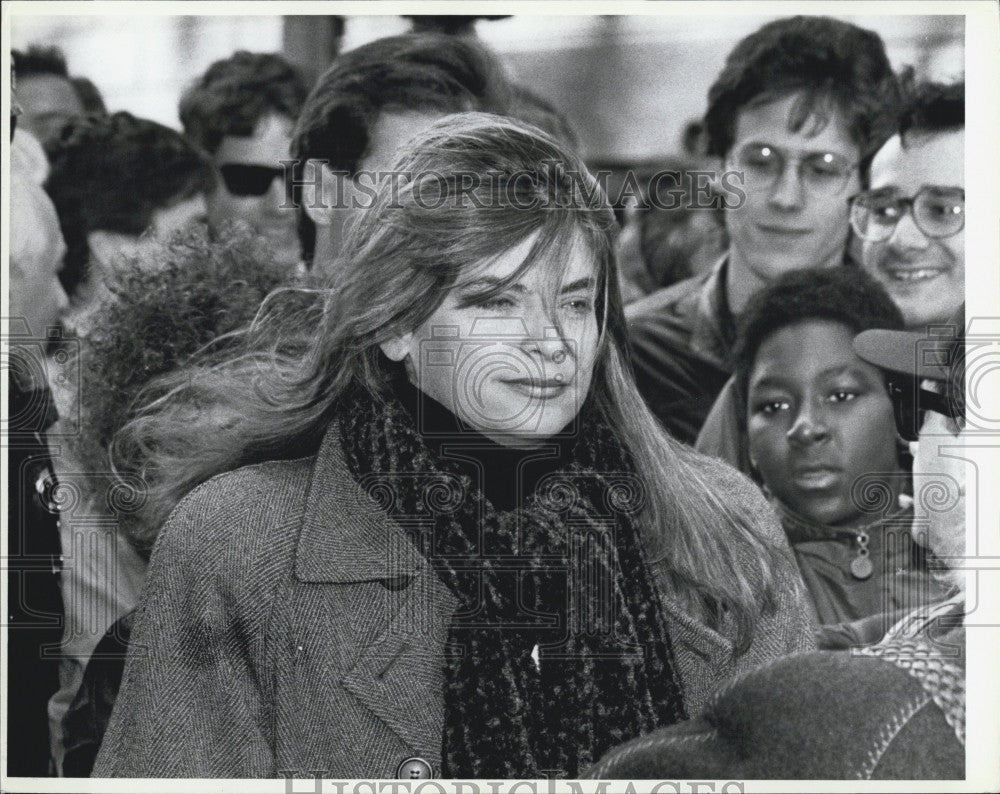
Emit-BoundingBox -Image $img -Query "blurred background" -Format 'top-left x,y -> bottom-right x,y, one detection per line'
10,12 -> 964,163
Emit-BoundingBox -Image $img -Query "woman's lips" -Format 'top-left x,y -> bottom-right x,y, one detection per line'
503,377 -> 571,399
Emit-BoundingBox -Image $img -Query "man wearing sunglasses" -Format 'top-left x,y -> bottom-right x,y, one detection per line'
852,80 -> 965,331
628,16 -> 898,444
180,52 -> 308,269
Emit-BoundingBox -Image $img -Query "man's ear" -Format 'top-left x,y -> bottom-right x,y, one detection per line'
379,332 -> 415,363
302,160 -> 345,227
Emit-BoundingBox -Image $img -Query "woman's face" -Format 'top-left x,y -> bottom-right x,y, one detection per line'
747,319 -> 903,527
381,229 -> 601,446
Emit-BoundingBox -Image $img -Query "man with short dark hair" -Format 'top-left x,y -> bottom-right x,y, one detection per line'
697,77 -> 965,475
291,33 -> 512,273
45,111 -> 214,333
852,79 -> 965,330
180,51 -> 308,269
628,16 -> 898,444
11,46 -> 85,150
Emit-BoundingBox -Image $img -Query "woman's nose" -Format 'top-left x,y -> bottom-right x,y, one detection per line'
519,307 -> 570,361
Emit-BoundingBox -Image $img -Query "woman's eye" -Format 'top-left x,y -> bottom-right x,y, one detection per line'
828,390 -> 858,403
562,297 -> 593,314
472,295 -> 516,311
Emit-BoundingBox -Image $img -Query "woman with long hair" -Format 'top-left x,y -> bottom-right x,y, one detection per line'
93,113 -> 813,779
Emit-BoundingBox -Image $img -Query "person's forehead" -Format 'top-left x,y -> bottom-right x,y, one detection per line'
214,113 -> 294,165
17,73 -> 81,112
360,110 -> 448,173
870,129 -> 965,192
460,228 -> 597,287
751,319 -> 869,381
732,91 -> 858,155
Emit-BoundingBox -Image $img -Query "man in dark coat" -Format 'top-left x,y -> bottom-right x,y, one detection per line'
7,107 -> 70,775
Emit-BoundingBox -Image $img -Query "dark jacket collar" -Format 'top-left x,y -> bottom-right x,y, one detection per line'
688,254 -> 735,369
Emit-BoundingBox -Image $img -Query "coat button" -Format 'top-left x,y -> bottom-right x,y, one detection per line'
397,757 -> 432,779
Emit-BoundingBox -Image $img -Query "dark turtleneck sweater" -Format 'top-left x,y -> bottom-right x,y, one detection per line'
391,374 -> 575,513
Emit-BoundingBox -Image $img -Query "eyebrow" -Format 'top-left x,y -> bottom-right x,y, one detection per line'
460,276 -> 596,294
750,365 -> 873,391
559,276 -> 597,294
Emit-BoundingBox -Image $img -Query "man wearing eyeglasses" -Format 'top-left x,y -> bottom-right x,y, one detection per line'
180,52 -> 308,270
628,16 -> 899,445
696,78 -> 965,476
851,80 -> 965,331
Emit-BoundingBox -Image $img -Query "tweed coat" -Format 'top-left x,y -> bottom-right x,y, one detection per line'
92,422 -> 815,779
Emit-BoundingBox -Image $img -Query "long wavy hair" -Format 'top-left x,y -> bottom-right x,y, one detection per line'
113,113 -> 784,648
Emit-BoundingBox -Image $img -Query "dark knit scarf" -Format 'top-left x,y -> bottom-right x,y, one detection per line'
338,378 -> 686,779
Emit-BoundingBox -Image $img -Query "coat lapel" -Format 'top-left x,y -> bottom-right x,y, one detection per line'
293,421 -> 458,767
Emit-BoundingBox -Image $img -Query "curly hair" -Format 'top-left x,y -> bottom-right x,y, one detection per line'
44,111 -> 215,297
703,16 -> 900,181
71,228 -> 293,508
732,266 -> 905,413
179,51 -> 308,155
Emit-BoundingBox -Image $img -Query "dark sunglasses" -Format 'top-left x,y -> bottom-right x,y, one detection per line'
219,163 -> 288,197
886,376 -> 963,441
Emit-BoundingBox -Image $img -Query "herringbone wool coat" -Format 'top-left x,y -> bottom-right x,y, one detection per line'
93,423 -> 815,778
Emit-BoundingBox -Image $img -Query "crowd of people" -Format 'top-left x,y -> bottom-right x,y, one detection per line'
6,14 -> 970,782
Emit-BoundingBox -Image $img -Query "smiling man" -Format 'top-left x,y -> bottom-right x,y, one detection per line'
852,80 -> 965,330
628,16 -> 898,443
